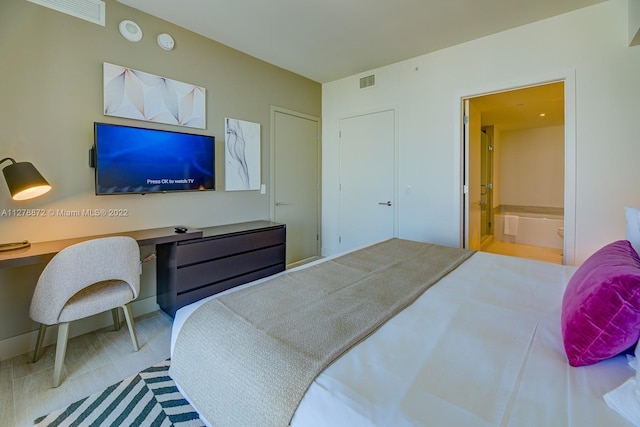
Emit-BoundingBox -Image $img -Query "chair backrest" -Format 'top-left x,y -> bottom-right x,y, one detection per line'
30,236 -> 140,325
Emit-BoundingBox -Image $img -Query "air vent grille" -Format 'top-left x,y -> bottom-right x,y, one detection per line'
360,74 -> 375,89
26,0 -> 106,26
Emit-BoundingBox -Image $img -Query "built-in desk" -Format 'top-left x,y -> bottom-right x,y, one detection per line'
0,221 -> 286,318
0,226 -> 203,269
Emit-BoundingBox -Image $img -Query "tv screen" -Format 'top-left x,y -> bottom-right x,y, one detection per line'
94,122 -> 215,195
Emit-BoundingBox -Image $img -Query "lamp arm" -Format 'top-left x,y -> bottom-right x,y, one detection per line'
0,158 -> 17,167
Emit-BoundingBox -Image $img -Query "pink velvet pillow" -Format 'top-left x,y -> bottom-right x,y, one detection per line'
561,240 -> 640,366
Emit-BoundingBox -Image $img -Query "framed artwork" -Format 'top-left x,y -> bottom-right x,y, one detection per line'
225,118 -> 261,191
103,62 -> 206,129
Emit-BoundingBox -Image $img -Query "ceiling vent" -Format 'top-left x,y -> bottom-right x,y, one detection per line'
26,0 -> 106,26
359,74 -> 376,89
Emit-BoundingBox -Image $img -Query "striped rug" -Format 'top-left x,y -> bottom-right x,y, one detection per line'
34,359 -> 204,426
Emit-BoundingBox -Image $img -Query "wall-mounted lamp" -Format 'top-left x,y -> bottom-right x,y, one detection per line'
0,157 -> 52,251
1,158 -> 51,201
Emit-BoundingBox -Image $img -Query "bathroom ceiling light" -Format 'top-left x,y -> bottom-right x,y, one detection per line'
539,113 -> 546,117
119,20 -> 143,42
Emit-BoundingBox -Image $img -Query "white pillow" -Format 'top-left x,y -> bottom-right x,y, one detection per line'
603,339 -> 640,424
625,206 -> 640,254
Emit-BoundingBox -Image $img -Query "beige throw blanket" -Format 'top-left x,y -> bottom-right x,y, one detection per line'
170,238 -> 474,427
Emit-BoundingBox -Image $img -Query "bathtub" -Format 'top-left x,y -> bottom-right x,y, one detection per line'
494,210 -> 564,249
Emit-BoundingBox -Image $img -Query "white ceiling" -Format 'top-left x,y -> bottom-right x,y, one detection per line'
117,0 -> 606,83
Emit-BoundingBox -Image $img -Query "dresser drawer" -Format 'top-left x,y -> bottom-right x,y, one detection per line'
176,264 -> 285,309
176,244 -> 285,293
176,227 -> 285,266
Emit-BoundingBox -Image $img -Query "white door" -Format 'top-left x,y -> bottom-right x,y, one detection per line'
272,108 -> 320,265
339,109 -> 396,251
464,99 -> 482,250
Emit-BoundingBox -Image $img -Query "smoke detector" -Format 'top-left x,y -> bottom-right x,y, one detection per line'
157,33 -> 175,50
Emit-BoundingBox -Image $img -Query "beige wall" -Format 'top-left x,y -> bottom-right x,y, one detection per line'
0,0 -> 320,354
498,126 -> 564,208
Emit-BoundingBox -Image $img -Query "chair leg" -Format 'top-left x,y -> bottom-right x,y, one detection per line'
121,304 -> 140,352
53,322 -> 70,388
112,307 -> 121,331
32,324 -> 47,363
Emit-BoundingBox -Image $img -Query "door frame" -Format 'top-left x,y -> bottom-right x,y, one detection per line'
269,105 -> 322,259
463,99 -> 483,251
458,70 -> 576,265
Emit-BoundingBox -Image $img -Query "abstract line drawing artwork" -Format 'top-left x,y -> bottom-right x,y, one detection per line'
103,63 -> 206,129
225,118 -> 261,191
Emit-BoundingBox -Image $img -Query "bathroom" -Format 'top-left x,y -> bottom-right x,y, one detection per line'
471,83 -> 565,264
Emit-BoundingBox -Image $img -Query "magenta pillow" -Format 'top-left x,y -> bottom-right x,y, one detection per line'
561,240 -> 640,366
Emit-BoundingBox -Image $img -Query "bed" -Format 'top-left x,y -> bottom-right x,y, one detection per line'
169,237 -> 640,427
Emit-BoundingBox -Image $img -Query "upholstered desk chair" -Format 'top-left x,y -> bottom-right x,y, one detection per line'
29,236 -> 141,387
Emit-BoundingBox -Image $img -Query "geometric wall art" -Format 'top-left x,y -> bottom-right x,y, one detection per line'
103,62 -> 206,129
225,118 -> 261,191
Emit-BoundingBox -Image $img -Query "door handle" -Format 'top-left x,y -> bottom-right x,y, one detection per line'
275,201 -> 291,206
378,201 -> 392,206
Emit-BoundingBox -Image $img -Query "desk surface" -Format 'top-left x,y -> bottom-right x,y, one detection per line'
199,220 -> 283,239
0,226 -> 203,269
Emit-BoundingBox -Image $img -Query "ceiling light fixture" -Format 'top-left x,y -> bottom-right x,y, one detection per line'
119,20 -> 143,42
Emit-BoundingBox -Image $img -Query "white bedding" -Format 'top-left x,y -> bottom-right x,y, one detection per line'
171,250 -> 634,426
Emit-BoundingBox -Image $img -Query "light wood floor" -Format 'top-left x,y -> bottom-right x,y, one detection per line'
0,310 -> 173,427
482,240 -> 564,264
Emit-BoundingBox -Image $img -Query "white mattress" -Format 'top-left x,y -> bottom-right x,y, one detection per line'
171,250 -> 634,427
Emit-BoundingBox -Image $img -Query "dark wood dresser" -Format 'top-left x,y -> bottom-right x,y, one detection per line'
156,221 -> 286,316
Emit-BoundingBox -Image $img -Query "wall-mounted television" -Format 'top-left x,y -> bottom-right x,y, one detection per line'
93,122 -> 215,195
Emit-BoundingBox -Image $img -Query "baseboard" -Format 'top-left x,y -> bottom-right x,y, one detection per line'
287,256 -> 322,269
480,235 -> 494,251
0,296 -> 160,362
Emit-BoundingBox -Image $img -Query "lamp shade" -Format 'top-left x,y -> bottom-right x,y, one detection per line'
2,159 -> 51,201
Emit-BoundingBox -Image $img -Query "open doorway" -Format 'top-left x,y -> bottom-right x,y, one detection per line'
463,82 -> 566,264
